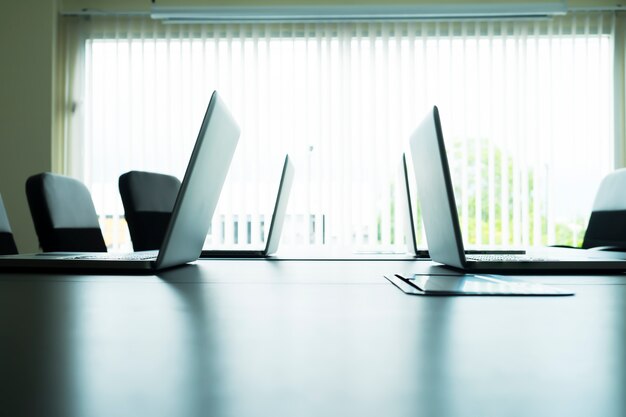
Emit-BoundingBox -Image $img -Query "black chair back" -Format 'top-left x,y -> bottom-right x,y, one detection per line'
0,194 -> 18,255
119,171 -> 181,251
26,173 -> 107,252
582,168 -> 626,250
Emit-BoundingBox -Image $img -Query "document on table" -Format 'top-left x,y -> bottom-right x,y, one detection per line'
385,272 -> 573,296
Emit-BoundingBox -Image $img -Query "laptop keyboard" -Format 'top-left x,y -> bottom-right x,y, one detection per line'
67,253 -> 157,261
466,254 -> 556,263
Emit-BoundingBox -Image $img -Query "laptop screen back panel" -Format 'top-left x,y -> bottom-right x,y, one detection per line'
264,155 -> 295,256
156,92 -> 240,270
409,107 -> 467,269
402,154 -> 420,257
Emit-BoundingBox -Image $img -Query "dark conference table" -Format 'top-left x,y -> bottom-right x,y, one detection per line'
0,259 -> 625,417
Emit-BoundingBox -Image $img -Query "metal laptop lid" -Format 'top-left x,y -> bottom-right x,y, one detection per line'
156,91 -> 240,269
264,155 -> 295,255
401,153 -> 420,256
409,106 -> 467,268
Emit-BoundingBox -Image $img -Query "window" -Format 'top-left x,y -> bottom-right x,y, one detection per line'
61,13 -> 616,252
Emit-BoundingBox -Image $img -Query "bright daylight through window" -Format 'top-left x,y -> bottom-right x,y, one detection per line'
62,13 -> 615,253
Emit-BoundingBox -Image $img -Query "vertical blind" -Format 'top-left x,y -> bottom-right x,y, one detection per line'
61,12 -> 615,252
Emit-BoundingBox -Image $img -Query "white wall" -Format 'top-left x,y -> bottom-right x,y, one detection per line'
0,0 -> 58,252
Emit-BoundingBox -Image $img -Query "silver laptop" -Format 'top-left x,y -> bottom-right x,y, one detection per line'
400,153 -> 423,257
401,153 -> 525,259
201,154 -> 294,258
409,106 -> 626,272
0,91 -> 240,272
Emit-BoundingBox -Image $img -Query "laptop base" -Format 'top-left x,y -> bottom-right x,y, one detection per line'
201,250 -> 267,258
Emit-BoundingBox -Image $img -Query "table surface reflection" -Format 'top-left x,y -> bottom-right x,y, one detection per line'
0,259 -> 625,417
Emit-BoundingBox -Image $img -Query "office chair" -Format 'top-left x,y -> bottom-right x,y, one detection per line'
580,168 -> 626,250
0,194 -> 18,255
118,171 -> 181,251
26,173 -> 107,252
